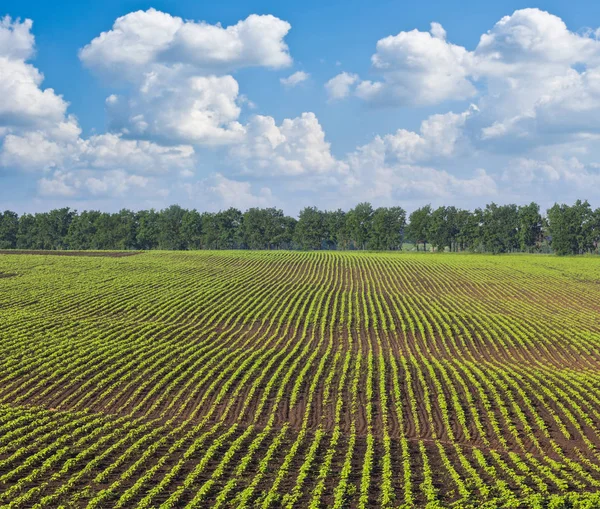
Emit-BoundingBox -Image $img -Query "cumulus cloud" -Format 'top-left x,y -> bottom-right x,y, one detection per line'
230,112 -> 348,177
280,70 -> 309,87
354,22 -> 475,105
79,9 -> 292,79
343,133 -> 497,202
209,174 -> 273,208
182,173 -> 274,210
0,15 -> 195,200
0,17 -> 68,129
1,128 -> 194,174
502,156 -> 600,189
344,9 -> 600,150
0,16 -> 35,60
325,72 -> 358,100
38,169 -> 150,198
381,106 -> 477,163
107,72 -> 245,145
79,9 -> 293,146
6,7 -> 600,208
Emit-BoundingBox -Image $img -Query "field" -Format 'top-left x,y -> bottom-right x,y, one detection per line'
1,251 -> 600,508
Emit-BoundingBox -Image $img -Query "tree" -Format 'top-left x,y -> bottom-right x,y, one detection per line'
407,205 -> 432,251
242,208 -> 291,249
294,207 -> 326,250
65,210 -> 101,250
0,211 -> 19,249
324,209 -> 347,250
114,209 -> 138,250
455,209 -> 478,252
591,208 -> 600,254
346,202 -> 373,250
16,214 -> 37,249
428,206 -> 459,252
547,200 -> 596,255
274,215 -> 296,249
32,208 -> 75,250
480,203 -> 519,254
137,209 -> 160,250
181,209 -> 203,249
216,208 -> 243,249
518,202 -> 542,253
158,205 -> 186,250
370,207 -> 406,250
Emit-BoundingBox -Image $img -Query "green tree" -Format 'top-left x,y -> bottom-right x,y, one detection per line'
16,213 -> 37,249
294,206 -> 326,250
407,205 -> 432,251
518,202 -> 542,253
216,208 -> 243,249
346,202 -> 373,250
428,206 -> 459,252
136,209 -> 160,250
547,200 -> 596,255
0,210 -> 19,249
455,209 -> 479,251
158,205 -> 186,250
324,209 -> 347,250
480,203 -> 519,254
242,208 -> 291,249
181,209 -> 203,249
65,210 -> 101,250
370,207 -> 406,250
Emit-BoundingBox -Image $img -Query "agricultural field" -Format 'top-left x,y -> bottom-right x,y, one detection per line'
1,251 -> 600,508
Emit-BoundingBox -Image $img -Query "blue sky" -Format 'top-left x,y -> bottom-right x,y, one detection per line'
1,1 -> 600,214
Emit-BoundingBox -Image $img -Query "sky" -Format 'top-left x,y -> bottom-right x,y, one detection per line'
2,0 -> 600,215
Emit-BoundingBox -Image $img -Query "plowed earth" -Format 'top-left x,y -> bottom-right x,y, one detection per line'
1,251 -> 600,508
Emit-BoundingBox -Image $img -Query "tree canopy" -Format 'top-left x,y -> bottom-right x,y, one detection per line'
1,199 -> 598,255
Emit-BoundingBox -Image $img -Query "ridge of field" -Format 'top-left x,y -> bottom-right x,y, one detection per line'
1,251 -> 600,508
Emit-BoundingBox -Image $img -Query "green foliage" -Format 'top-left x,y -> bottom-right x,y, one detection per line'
0,251 -> 600,506
407,204 -> 432,251
345,202 -> 374,249
547,200 -> 599,255
0,210 -> 18,249
369,206 -> 406,250
294,206 -> 326,250
1,199 -> 599,254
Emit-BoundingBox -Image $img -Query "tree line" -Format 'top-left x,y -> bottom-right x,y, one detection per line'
0,200 -> 598,255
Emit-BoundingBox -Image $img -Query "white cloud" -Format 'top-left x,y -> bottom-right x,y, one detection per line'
182,173 -> 273,210
79,9 -> 292,79
0,16 -> 35,60
38,169 -> 150,198
325,72 -> 358,100
107,72 -> 245,145
280,70 -> 309,87
6,7 -> 600,210
382,106 -> 477,163
344,132 -> 497,201
502,156 -> 600,189
230,112 -> 348,176
82,134 -> 195,173
334,7 -> 600,171
354,22 -> 475,105
474,9 -> 599,72
79,10 -> 293,147
429,22 -> 447,41
209,174 -> 272,208
0,17 -> 68,129
2,129 -> 194,174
